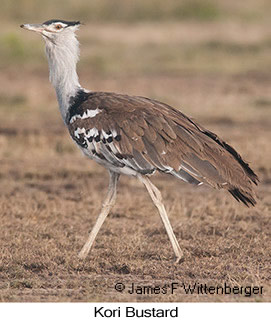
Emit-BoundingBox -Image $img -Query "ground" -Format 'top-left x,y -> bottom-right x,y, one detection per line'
0,2 -> 271,302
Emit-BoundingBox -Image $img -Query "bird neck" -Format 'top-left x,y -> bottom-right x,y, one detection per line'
45,35 -> 82,123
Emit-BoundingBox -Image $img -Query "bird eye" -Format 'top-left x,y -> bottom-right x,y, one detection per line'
55,24 -> 63,30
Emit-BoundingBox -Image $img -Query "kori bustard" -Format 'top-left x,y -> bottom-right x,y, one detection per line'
21,20 -> 258,263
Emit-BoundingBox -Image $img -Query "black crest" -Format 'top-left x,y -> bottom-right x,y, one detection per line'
43,19 -> 80,26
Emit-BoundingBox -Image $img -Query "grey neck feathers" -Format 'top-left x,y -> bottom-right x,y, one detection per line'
45,34 -> 82,123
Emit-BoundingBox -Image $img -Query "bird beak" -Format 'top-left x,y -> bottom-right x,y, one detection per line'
20,23 -> 45,34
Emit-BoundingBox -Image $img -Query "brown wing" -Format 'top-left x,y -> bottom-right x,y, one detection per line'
68,91 -> 259,206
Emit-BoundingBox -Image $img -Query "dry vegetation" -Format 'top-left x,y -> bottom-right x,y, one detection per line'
0,0 -> 270,302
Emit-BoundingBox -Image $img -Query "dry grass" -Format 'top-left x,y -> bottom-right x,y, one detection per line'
0,2 -> 271,302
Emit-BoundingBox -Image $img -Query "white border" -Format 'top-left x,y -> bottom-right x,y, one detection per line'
0,303 -> 270,323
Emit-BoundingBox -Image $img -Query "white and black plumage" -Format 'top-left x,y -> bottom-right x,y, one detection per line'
21,20 -> 258,263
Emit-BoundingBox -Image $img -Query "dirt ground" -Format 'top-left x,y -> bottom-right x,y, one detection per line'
0,16 -> 271,302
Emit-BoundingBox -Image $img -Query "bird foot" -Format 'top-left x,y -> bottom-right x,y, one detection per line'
175,255 -> 184,264
78,247 -> 89,260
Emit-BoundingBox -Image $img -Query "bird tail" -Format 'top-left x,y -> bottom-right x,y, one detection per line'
168,139 -> 259,207
228,187 -> 257,207
202,129 -> 259,185
200,129 -> 259,207
171,165 -> 258,207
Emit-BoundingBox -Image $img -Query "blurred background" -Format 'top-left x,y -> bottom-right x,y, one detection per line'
0,0 -> 270,302
0,0 -> 270,177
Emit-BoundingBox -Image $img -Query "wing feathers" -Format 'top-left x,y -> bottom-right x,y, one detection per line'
171,169 -> 202,185
67,91 -> 258,206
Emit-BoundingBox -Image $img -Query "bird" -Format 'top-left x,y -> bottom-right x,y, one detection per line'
20,19 -> 259,263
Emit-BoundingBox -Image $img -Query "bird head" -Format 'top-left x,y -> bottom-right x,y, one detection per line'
20,19 -> 81,45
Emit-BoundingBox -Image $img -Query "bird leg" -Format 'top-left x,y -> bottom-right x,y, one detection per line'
78,171 -> 120,259
138,175 -> 184,263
